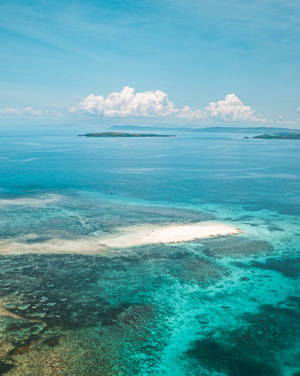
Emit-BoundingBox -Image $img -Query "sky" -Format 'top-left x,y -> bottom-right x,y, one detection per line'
0,0 -> 300,128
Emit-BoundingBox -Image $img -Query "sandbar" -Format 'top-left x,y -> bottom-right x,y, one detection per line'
0,222 -> 240,255
99,222 -> 240,248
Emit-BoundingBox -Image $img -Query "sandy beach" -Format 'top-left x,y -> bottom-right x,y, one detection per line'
0,222 -> 240,255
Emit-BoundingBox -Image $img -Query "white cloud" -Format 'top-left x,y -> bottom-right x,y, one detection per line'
72,86 -> 201,118
297,106 -> 300,112
0,107 -> 42,116
72,86 -> 265,123
205,94 -> 266,122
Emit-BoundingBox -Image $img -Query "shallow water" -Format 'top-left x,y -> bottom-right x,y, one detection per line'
0,127 -> 299,375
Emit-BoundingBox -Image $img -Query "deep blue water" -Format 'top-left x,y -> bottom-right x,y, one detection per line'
0,127 -> 299,375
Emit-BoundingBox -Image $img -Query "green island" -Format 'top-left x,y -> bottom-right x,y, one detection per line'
78,132 -> 175,137
253,134 -> 300,140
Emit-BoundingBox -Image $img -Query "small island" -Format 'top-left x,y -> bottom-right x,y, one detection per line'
253,134 -> 300,140
79,132 -> 175,137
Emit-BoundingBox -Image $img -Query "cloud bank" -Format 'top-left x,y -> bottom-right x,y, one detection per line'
0,107 -> 42,116
71,86 -> 265,122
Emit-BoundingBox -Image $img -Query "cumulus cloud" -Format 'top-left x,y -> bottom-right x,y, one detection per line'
297,106 -> 300,112
205,94 -> 266,122
70,86 -> 205,119
0,107 -> 42,116
72,86 -> 265,122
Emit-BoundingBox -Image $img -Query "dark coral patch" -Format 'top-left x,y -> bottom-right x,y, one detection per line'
0,360 -> 13,375
186,339 -> 278,376
250,257 -> 300,279
201,236 -> 273,258
186,301 -> 300,376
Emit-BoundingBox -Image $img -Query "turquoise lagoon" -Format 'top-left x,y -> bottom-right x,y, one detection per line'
0,127 -> 299,375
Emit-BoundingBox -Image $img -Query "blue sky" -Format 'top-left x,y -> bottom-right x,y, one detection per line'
0,0 -> 299,127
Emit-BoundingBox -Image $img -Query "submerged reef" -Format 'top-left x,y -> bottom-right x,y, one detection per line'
186,301 -> 300,376
0,239 -> 298,375
0,254 -> 161,375
0,194 -> 299,375
201,236 -> 274,258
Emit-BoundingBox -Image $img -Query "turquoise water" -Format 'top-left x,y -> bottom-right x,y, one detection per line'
0,127 -> 299,375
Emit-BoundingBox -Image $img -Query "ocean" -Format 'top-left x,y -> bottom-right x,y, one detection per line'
0,127 -> 299,375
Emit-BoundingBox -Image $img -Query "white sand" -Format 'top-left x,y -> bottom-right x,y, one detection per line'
99,222 -> 240,248
0,222 -> 240,255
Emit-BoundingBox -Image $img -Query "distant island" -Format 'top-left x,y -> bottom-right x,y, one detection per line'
79,132 -> 175,137
253,134 -> 300,140
110,125 -> 300,134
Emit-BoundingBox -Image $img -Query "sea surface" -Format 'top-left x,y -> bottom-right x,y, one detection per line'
0,126 -> 299,375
